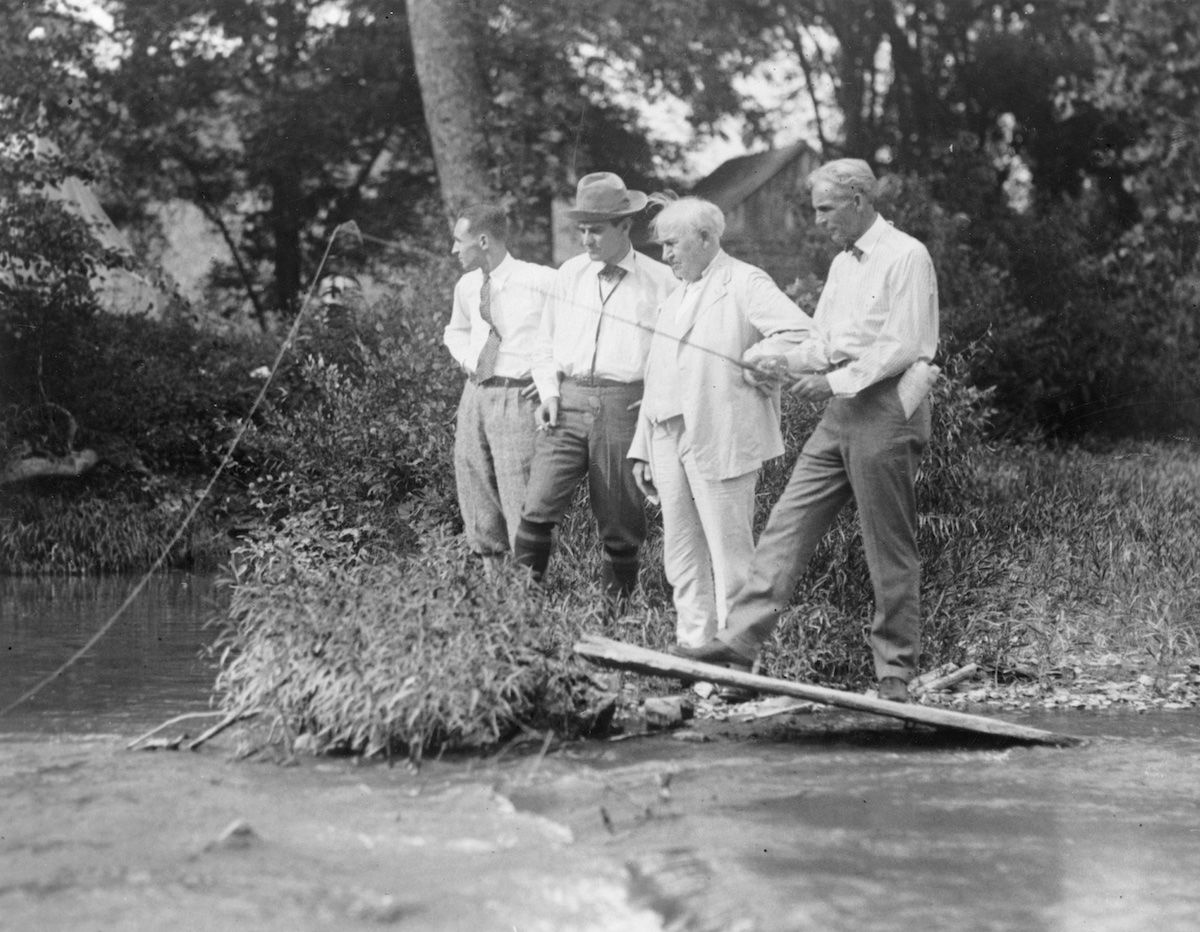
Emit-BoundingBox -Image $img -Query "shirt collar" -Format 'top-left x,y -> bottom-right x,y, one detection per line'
594,247 -> 635,277
487,251 -> 516,284
851,214 -> 889,257
683,249 -> 724,287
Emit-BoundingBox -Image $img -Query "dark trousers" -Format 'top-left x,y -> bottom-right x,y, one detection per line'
720,376 -> 931,681
514,379 -> 645,599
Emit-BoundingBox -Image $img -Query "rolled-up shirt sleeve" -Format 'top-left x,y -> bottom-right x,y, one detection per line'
442,277 -> 475,370
531,273 -> 563,401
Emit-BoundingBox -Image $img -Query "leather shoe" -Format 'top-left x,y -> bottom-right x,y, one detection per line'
877,676 -> 910,703
669,640 -> 753,673
716,683 -> 757,704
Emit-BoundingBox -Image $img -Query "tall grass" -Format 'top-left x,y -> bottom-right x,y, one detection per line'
0,486 -> 227,574
973,443 -> 1200,675
758,430 -> 1200,687
214,527 -> 623,761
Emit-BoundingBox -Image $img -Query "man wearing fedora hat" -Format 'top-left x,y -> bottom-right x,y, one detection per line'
516,172 -> 676,606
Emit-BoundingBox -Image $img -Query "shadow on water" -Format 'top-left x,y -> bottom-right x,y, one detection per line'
0,572 -> 226,736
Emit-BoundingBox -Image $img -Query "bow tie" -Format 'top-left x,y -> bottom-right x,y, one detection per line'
843,244 -> 864,261
599,263 -> 626,282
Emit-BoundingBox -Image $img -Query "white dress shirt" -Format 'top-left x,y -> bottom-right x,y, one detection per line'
443,253 -> 556,379
532,248 -> 676,401
785,214 -> 939,396
642,275 -> 705,423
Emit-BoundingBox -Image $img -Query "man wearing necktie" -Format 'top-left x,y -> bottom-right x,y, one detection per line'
443,204 -> 556,563
516,172 -> 675,608
671,159 -> 940,704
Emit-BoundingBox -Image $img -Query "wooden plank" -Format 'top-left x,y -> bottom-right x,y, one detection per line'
574,635 -> 1084,748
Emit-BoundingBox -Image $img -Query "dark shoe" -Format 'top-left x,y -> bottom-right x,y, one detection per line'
669,640 -> 754,673
877,676 -> 910,703
716,683 -> 757,704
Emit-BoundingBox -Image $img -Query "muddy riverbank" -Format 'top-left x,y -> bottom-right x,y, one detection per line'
4,705 -> 1199,931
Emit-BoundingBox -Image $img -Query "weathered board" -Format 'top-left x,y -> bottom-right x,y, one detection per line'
574,634 -> 1084,748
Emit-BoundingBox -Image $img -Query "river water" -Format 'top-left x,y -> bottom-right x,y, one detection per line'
0,572 -> 225,735
2,574 -> 1198,931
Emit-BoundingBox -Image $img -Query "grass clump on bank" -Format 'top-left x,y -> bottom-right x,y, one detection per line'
0,486 -> 227,575
214,528 -> 623,762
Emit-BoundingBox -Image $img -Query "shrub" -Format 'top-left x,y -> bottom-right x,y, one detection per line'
233,258 -> 465,552
214,527 -> 621,761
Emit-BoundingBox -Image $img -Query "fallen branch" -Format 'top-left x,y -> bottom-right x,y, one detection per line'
1,449 -> 98,485
126,711 -> 229,751
912,663 -> 979,697
912,663 -> 957,690
186,708 -> 261,751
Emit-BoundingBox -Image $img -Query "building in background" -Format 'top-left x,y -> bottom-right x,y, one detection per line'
689,142 -> 817,285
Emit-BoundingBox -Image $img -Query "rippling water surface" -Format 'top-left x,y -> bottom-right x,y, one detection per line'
0,572 -> 224,735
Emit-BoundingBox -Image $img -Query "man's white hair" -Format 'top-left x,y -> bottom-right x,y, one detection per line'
809,158 -> 879,202
649,195 -> 726,242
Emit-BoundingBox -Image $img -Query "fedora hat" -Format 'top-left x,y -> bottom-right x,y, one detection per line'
565,172 -> 649,221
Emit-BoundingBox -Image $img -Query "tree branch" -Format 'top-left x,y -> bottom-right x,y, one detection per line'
173,150 -> 268,329
784,18 -> 830,153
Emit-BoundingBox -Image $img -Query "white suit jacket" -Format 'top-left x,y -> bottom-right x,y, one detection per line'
628,250 -> 816,480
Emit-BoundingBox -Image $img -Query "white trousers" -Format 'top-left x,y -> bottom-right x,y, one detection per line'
648,419 -> 758,647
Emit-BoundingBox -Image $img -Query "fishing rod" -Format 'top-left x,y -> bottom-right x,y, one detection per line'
356,225 -> 803,384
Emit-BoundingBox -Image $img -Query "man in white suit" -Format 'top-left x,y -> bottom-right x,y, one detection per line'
628,196 -> 824,648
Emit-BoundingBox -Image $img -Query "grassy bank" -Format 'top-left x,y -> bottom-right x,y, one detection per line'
6,265 -> 1197,759
208,330 -> 1200,759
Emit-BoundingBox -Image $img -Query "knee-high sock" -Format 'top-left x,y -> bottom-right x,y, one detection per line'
601,545 -> 639,601
514,519 -> 554,582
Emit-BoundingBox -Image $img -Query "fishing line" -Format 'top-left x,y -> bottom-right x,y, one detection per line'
0,221 -> 362,719
361,226 -> 790,377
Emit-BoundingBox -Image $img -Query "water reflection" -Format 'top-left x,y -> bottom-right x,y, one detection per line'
0,573 -> 226,735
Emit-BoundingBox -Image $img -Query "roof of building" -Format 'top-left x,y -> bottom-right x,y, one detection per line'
690,142 -> 814,212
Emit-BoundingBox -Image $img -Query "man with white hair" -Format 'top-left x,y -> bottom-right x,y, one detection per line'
671,158 -> 940,703
628,196 -> 819,650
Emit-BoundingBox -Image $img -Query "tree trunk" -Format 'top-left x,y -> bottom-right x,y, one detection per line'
269,167 -> 303,314
406,0 -> 497,220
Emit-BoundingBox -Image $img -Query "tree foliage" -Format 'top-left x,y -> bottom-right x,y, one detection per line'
1,3 -> 130,410
4,0 -> 1199,438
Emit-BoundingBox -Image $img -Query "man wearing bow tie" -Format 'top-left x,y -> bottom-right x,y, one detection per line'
672,159 -> 940,704
515,172 -> 675,607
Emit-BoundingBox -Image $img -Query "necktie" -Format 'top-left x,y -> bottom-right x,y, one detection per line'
473,269 -> 500,382
589,264 -> 626,376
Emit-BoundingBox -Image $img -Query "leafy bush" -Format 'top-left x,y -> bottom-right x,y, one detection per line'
233,258 -> 465,551
1,307 -> 273,574
840,163 -> 1200,439
214,527 -> 619,761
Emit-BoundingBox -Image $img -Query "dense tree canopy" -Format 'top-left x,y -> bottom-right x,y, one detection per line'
3,0 -> 1198,436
